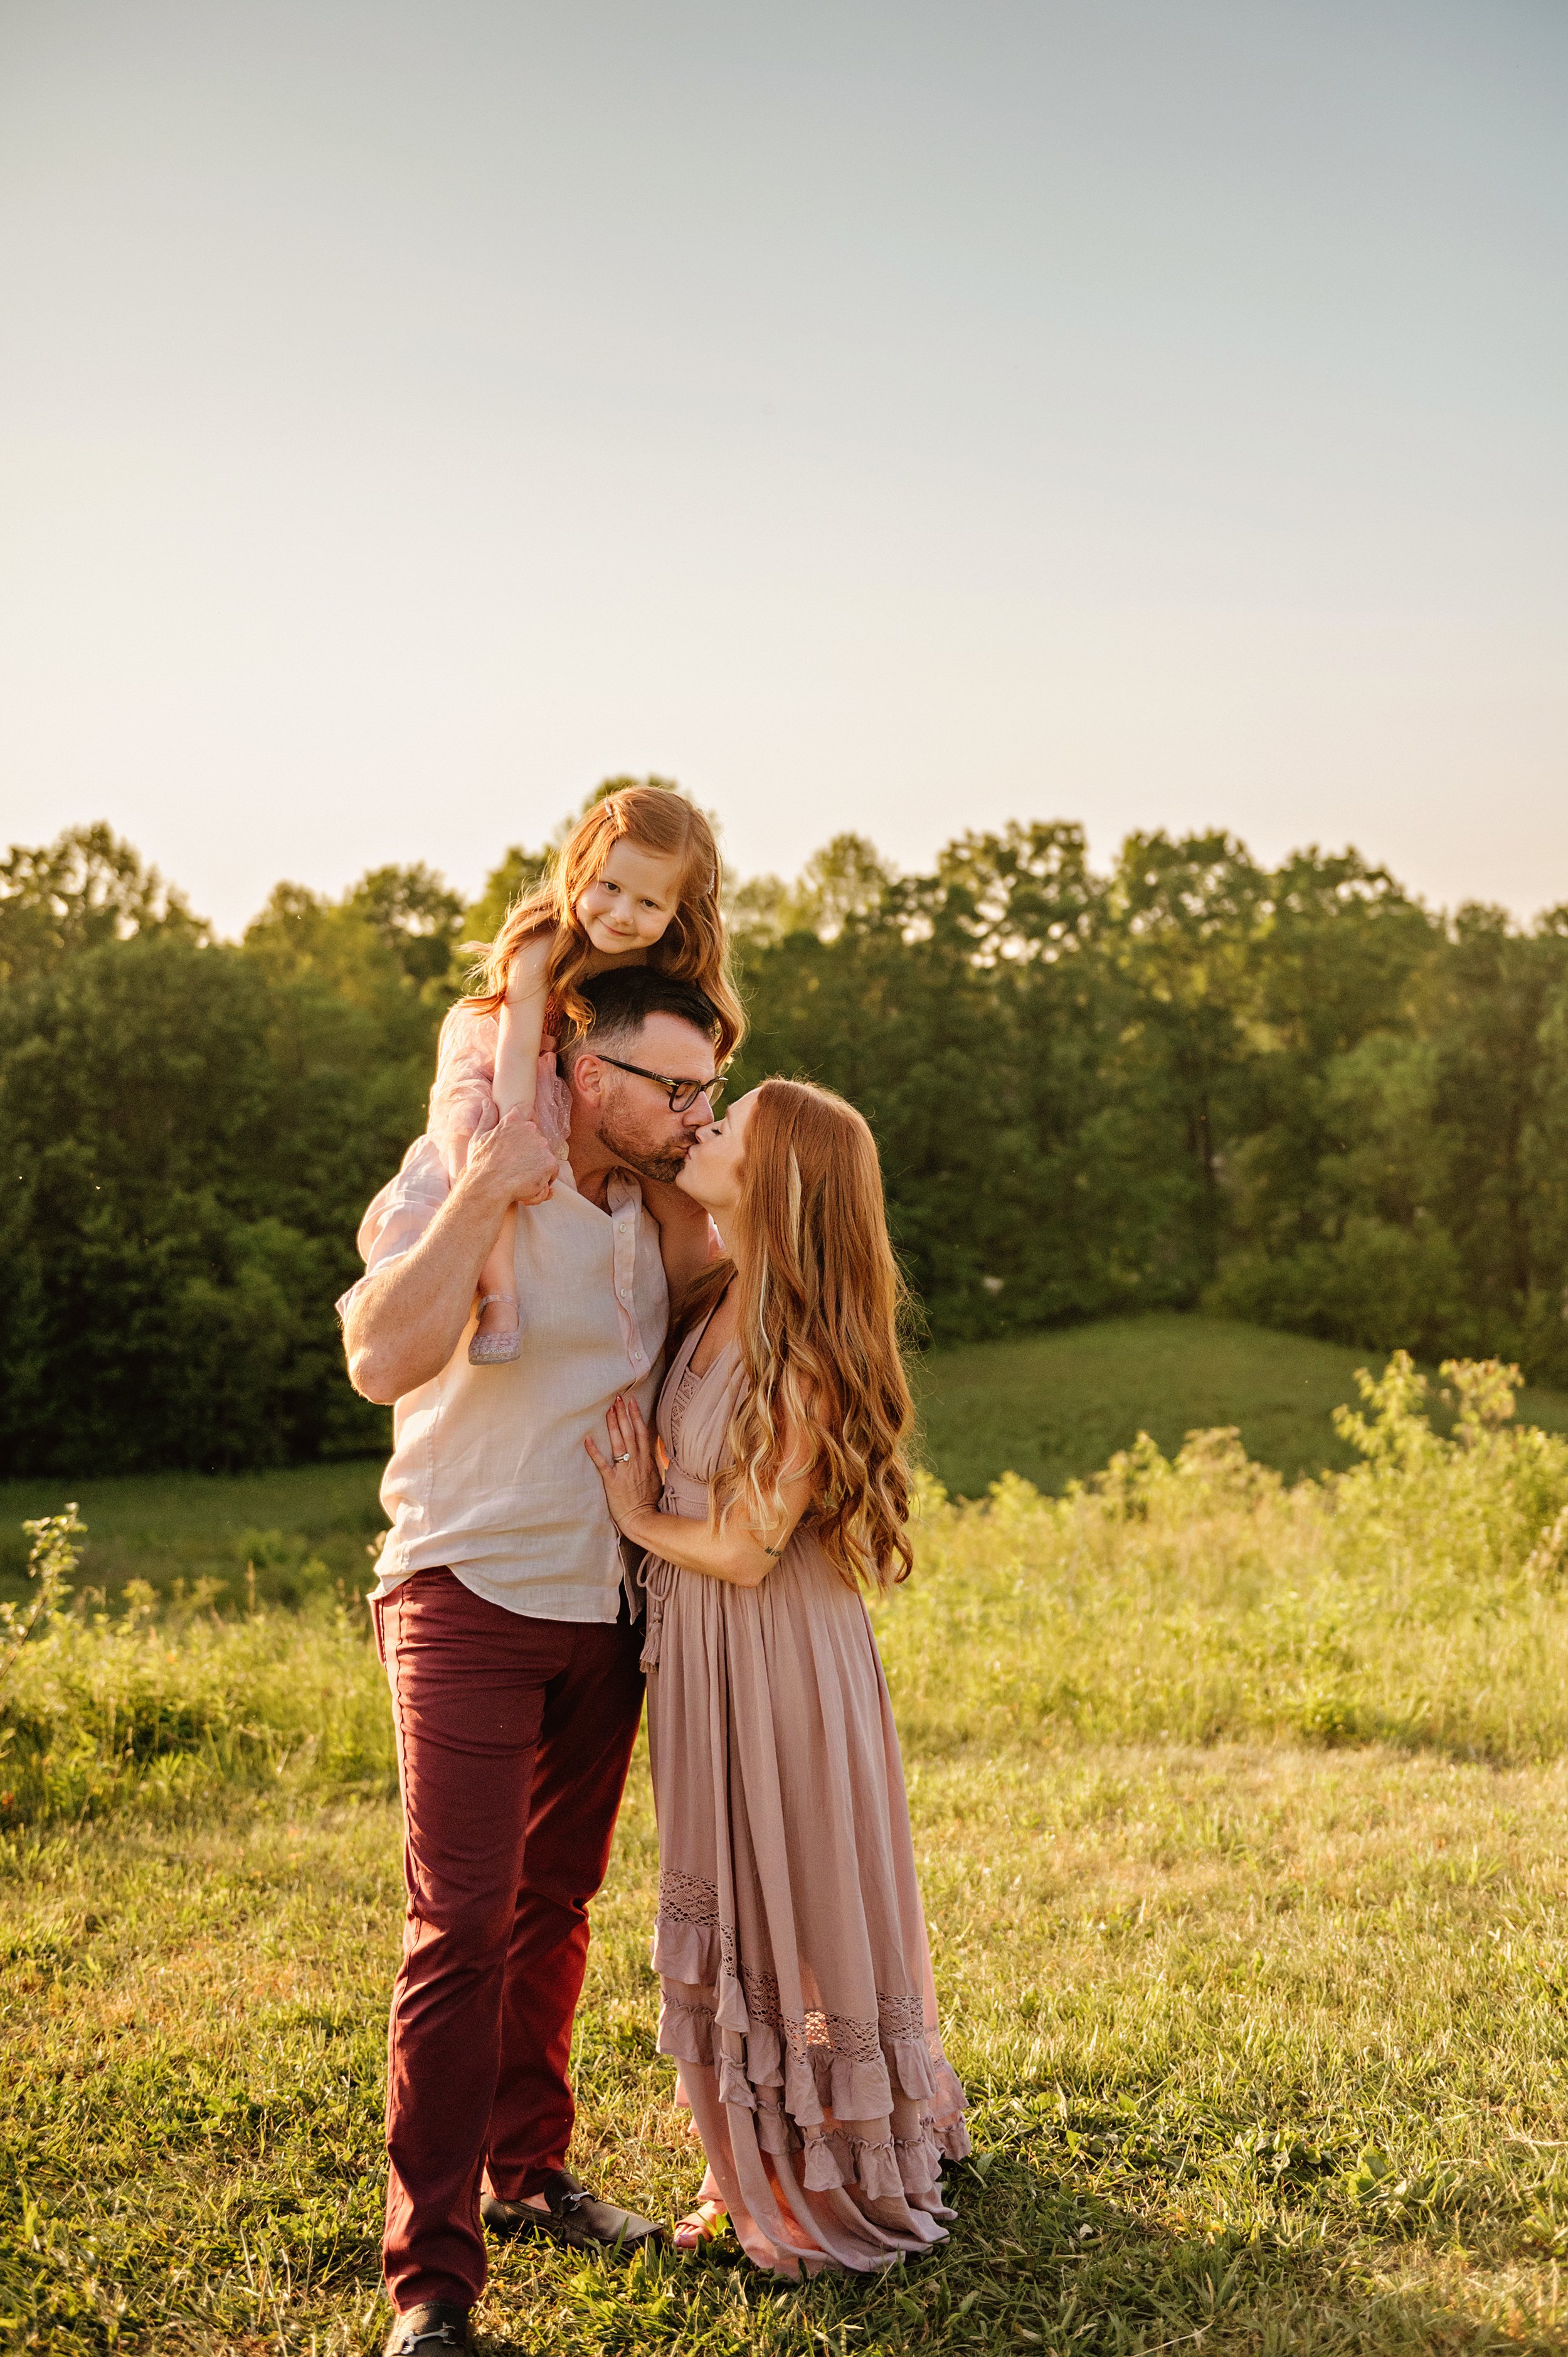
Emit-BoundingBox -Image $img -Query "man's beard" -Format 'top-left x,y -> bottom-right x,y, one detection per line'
597,1098 -> 693,1187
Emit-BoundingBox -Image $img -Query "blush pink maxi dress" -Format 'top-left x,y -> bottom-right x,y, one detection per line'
638,1317 -> 970,2277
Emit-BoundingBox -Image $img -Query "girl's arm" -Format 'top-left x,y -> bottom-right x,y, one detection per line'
492,930 -> 554,1117
585,1395 -> 813,1588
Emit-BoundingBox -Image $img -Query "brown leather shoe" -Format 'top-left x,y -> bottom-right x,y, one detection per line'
482,2168 -> 665,2255
383,2302 -> 470,2354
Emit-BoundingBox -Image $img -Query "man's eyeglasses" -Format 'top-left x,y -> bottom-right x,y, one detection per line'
593,1055 -> 727,1116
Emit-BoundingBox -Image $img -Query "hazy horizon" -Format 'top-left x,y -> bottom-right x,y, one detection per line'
29,788 -> 1568,946
3,0 -> 1564,935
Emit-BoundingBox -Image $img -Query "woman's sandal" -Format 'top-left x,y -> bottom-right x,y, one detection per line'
671,2199 -> 728,2253
469,1294 -> 522,1366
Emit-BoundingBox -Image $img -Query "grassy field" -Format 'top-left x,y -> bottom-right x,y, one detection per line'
16,1743 -> 1568,2356
0,1458 -> 388,1605
9,1314 -> 1568,1607
9,1354 -> 1568,2350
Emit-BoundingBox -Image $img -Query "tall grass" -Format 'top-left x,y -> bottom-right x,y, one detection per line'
0,1582 -> 393,1829
4,1352 -> 1568,1838
889,1353 -> 1568,1760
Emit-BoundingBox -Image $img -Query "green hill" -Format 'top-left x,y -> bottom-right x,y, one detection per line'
6,1315 -> 1568,1595
0,1457 -> 386,1603
915,1312 -> 1568,1500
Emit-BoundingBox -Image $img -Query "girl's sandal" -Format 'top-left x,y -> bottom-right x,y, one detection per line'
469,1294 -> 523,1366
672,2200 -> 728,2253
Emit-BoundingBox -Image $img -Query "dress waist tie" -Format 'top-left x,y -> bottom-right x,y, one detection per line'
638,1469 -> 711,1671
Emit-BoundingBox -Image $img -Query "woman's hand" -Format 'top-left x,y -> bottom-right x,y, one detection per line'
585,1395 -> 662,1538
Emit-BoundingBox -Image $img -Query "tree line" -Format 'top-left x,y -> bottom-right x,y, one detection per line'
2,799 -> 1565,1476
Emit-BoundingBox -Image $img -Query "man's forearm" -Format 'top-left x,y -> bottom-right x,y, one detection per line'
346,1174 -> 509,1404
345,1109 -> 561,1403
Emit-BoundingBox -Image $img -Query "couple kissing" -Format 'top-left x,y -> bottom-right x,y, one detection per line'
341,787 -> 967,2356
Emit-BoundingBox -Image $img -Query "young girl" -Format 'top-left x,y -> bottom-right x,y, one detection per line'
430,785 -> 745,1363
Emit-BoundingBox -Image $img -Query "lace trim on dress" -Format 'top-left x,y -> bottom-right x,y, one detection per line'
665,1361 -> 703,1460
876,1991 -> 928,2043
655,1979 -> 971,2204
655,1921 -> 935,2075
657,1867 -> 719,1927
736,1970 -> 933,2065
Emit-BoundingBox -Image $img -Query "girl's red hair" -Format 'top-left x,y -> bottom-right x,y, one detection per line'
469,785 -> 744,1059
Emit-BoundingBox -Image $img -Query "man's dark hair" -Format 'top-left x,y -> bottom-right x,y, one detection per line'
561,966 -> 723,1063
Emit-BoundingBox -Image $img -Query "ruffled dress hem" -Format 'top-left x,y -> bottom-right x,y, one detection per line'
656,1971 -> 969,2198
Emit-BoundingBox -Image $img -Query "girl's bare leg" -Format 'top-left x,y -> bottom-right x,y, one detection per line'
468,1211 -> 521,1361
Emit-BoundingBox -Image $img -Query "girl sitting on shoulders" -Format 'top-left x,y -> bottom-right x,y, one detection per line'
430,785 -> 744,1363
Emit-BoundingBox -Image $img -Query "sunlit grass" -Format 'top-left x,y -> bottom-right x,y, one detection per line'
0,1457 -> 387,1607
889,1358 -> 1568,1764
9,1355 -> 1568,2350
14,1750 -> 1568,2352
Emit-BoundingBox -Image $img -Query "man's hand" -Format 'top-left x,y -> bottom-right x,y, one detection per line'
345,1111 -> 559,1405
463,1107 -> 559,1210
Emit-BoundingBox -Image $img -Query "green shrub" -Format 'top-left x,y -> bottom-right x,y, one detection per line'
0,1586 -> 392,1829
8,1351 -> 1568,1836
881,1351 -> 1568,1764
1206,1216 -> 1473,1361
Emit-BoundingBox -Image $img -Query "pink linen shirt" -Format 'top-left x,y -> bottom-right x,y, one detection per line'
341,1134 -> 667,1624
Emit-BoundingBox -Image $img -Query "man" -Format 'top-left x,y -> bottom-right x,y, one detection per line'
342,967 -> 723,2357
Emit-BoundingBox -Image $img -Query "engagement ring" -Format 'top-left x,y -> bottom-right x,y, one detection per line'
615,1451 -> 631,1463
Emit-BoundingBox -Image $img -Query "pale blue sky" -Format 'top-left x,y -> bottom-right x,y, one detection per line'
1,0 -> 1564,931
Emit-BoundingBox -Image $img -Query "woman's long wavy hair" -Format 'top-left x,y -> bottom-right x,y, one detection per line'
466,785 -> 745,1059
678,1079 -> 916,1592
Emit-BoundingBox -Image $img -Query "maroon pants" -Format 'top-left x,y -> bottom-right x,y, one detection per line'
372,1568 -> 644,2313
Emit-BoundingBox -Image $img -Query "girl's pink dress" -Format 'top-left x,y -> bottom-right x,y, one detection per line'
640,1319 -> 970,2276
426,1003 -> 573,1185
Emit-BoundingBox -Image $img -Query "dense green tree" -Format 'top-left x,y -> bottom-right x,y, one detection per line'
0,822 -> 204,986
1103,831 -> 1270,1287
735,824 -> 1157,1336
345,864 -> 467,992
1421,910 -> 1568,1358
3,801 -> 1567,1476
0,841 -> 465,1475
0,938 -> 382,1472
1522,937 -> 1568,1383
1208,888 -> 1568,1377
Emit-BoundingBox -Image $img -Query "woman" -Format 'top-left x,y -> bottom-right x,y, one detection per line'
586,1079 -> 968,2277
